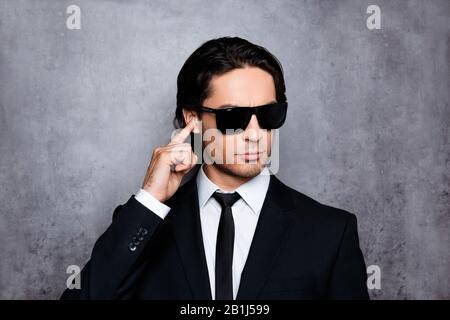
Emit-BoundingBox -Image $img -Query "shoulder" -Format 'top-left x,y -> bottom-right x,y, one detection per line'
272,175 -> 357,229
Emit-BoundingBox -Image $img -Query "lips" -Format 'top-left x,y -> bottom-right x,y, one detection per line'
237,151 -> 264,161
236,151 -> 263,155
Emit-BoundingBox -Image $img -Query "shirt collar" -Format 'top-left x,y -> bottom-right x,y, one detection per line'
196,163 -> 270,215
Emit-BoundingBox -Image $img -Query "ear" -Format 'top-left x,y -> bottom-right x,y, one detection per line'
182,108 -> 201,133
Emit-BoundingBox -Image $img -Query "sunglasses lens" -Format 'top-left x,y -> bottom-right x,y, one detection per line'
216,108 -> 252,134
257,103 -> 287,129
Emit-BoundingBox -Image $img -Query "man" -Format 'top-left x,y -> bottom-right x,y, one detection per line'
61,37 -> 369,300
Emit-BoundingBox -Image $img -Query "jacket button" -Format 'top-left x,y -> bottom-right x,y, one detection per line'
128,243 -> 137,252
138,227 -> 148,236
132,237 -> 140,246
137,234 -> 145,241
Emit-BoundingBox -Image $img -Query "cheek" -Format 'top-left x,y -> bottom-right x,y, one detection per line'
222,135 -> 236,155
258,130 -> 272,152
266,132 -> 272,148
200,116 -> 217,147
201,114 -> 215,132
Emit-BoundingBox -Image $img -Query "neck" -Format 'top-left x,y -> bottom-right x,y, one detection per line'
203,164 -> 252,192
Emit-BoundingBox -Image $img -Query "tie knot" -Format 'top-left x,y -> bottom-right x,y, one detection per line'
212,191 -> 241,208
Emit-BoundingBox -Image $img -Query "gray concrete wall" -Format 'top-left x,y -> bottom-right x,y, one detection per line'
0,0 -> 449,299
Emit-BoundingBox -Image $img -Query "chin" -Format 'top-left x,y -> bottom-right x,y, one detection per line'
215,162 -> 265,179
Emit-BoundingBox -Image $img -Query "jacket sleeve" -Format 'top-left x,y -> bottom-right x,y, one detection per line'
60,195 -> 167,300
327,213 -> 370,300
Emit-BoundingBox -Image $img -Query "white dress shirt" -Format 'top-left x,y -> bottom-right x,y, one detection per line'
134,164 -> 270,300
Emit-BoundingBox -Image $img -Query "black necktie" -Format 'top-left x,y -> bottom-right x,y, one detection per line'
212,191 -> 241,300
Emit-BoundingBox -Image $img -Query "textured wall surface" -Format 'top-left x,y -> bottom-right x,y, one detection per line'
0,0 -> 449,299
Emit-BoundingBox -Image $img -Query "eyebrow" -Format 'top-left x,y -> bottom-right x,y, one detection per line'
216,100 -> 277,109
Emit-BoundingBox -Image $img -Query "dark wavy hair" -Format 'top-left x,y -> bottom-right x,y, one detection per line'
174,36 -> 287,128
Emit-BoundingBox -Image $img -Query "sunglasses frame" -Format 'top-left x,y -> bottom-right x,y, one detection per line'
196,101 -> 288,133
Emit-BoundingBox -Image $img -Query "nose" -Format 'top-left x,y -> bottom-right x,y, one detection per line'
242,114 -> 262,142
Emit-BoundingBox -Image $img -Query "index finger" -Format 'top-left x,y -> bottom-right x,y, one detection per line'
169,119 -> 197,145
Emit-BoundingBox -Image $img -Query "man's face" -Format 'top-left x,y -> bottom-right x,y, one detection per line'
199,66 -> 276,179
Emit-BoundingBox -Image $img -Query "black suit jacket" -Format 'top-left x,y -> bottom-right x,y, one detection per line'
61,168 -> 369,300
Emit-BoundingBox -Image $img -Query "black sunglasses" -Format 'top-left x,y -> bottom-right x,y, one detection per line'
196,101 -> 288,134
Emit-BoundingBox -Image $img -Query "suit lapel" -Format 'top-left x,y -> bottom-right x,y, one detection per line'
236,174 -> 295,300
167,175 -> 212,300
